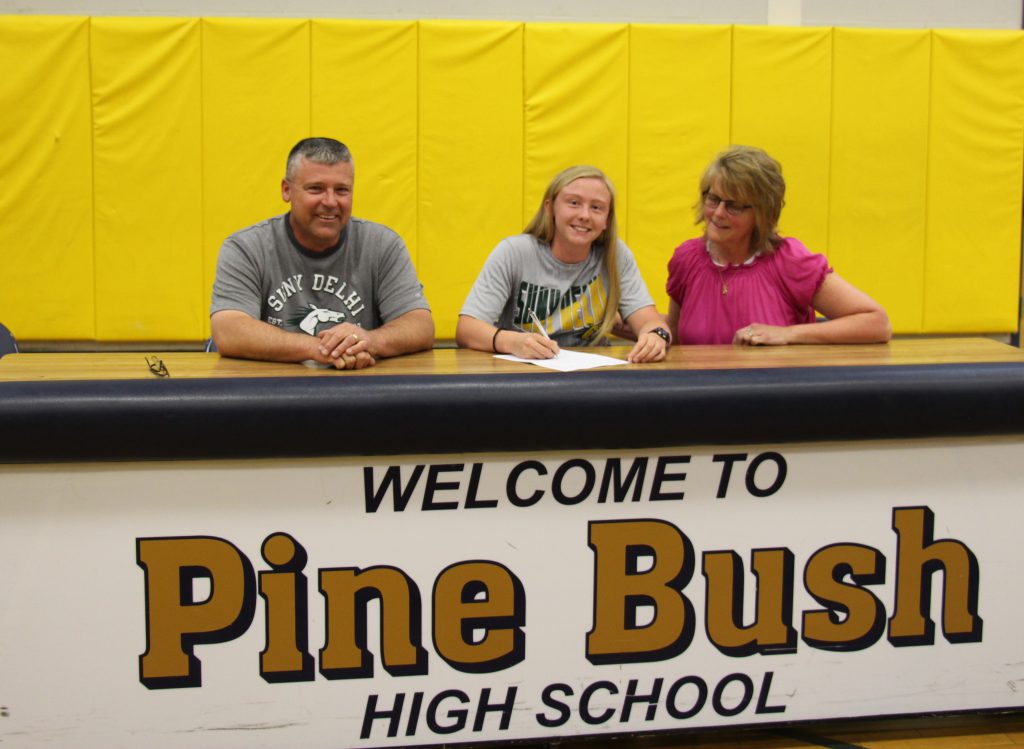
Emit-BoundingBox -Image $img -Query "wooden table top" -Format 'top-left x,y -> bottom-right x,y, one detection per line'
0,338 -> 1021,382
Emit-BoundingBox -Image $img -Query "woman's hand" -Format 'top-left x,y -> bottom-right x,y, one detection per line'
502,331 -> 560,359
734,274 -> 893,347
733,323 -> 792,346
623,306 -> 670,363
627,330 -> 669,362
456,316 -> 558,358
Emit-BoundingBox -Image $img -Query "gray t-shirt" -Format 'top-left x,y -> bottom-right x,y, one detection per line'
210,214 -> 429,336
460,234 -> 655,346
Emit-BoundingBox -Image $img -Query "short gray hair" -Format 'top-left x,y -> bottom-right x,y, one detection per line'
285,138 -> 353,181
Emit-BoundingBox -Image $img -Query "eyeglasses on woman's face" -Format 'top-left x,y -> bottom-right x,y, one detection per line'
703,191 -> 753,216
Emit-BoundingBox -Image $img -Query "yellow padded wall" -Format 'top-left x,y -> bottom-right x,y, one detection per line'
3,18 -> 1024,341
830,29 -> 930,333
91,17 -> 204,340
311,21 -> 418,258
419,21 -> 524,338
925,30 -> 1024,332
202,19 -> 311,337
732,26 -> 832,253
524,24 -> 630,229
0,17 -> 94,339
628,24 -> 732,310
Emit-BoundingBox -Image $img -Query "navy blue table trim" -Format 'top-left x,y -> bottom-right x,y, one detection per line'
1,362 -> 1022,463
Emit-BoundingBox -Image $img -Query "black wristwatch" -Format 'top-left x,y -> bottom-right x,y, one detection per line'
649,327 -> 671,345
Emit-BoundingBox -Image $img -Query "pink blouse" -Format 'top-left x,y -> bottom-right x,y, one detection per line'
666,237 -> 831,345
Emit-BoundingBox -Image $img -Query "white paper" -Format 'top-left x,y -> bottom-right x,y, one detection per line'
495,349 -> 628,372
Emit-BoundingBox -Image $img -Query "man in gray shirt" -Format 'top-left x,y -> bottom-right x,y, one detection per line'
210,138 -> 433,369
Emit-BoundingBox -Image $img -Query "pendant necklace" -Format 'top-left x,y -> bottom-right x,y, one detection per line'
708,241 -> 729,295
709,241 -> 757,296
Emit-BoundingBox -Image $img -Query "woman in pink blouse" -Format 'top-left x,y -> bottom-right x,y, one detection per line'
667,146 -> 891,346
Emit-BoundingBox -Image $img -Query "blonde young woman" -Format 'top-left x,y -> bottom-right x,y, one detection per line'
457,165 -> 671,363
667,145 -> 891,346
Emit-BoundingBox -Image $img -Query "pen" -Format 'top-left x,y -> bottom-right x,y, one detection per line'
528,309 -> 558,358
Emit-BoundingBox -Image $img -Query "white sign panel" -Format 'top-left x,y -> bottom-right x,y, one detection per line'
1,437 -> 1020,747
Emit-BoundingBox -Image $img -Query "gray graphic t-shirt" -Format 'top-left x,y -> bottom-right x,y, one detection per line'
460,234 -> 654,346
210,214 -> 429,336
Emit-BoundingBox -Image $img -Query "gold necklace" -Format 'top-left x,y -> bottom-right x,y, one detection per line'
708,241 -> 756,296
708,242 -> 730,295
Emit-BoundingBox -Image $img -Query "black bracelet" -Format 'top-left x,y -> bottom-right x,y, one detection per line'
649,326 -> 672,345
492,327 -> 505,353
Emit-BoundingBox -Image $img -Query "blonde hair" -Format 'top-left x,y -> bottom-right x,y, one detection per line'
694,145 -> 785,255
524,165 -> 621,344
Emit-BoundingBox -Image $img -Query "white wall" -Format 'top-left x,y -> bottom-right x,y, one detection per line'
2,0 -> 1021,28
